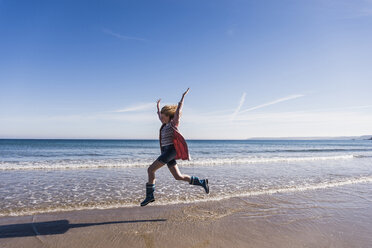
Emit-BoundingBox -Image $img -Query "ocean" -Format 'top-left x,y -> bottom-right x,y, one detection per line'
1,139 -> 372,216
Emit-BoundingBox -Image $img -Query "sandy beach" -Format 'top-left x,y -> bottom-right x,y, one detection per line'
1,182 -> 371,248
2,0 -> 372,246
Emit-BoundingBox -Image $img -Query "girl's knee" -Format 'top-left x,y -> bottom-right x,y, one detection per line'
147,167 -> 154,174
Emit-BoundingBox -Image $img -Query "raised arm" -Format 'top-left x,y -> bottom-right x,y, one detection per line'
171,88 -> 190,128
156,98 -> 162,122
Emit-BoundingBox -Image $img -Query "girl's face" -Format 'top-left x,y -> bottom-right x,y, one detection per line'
160,113 -> 170,124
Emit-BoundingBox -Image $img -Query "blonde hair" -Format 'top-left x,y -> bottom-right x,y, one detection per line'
160,105 -> 178,119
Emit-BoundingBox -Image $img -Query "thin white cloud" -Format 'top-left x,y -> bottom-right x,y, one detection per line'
2,104 -> 372,139
0,112 -> 156,123
201,109 -> 236,116
322,0 -> 372,19
238,94 -> 304,114
226,28 -> 235,36
230,92 -> 246,121
110,102 -> 155,113
277,104 -> 372,114
102,28 -> 147,42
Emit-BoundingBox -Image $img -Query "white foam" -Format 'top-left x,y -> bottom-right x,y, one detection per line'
152,176 -> 372,207
0,154 -> 355,171
1,176 -> 371,217
182,154 -> 355,166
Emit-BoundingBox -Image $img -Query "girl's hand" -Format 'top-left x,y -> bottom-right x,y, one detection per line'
181,88 -> 190,102
183,88 -> 190,97
156,98 -> 161,110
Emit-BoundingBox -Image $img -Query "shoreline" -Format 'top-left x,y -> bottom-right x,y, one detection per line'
1,182 -> 372,248
1,175 -> 371,218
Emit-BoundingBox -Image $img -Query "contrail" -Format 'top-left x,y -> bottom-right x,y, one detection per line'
111,103 -> 154,113
102,28 -> 147,42
238,94 -> 304,114
230,92 -> 246,120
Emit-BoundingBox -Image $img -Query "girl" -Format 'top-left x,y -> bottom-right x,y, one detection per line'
140,88 -> 209,206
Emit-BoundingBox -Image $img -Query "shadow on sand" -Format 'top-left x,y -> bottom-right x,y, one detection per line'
0,219 -> 167,238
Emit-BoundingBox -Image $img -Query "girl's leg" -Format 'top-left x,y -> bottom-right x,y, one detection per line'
168,165 -> 191,183
141,159 -> 165,206
148,159 -> 165,184
168,165 -> 209,194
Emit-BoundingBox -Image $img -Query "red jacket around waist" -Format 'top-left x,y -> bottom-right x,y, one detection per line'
158,101 -> 191,161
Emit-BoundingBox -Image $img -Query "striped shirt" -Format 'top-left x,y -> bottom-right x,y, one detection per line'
160,122 -> 174,146
157,101 -> 190,160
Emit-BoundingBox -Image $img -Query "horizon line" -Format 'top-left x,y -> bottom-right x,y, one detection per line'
1,135 -> 371,140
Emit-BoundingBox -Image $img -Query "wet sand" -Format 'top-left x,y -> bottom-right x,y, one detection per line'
1,183 -> 372,248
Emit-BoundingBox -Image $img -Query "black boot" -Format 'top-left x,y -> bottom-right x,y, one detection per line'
140,183 -> 155,206
190,176 -> 209,194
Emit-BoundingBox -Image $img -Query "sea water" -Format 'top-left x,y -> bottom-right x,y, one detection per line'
1,139 -> 372,216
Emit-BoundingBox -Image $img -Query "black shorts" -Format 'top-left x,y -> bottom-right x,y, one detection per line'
157,144 -> 177,167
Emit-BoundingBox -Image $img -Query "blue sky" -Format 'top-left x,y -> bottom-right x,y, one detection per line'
1,0 -> 372,139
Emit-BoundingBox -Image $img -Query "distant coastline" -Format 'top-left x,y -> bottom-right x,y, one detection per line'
246,135 -> 372,140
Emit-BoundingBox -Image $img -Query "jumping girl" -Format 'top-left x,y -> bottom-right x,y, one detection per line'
140,87 -> 209,206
